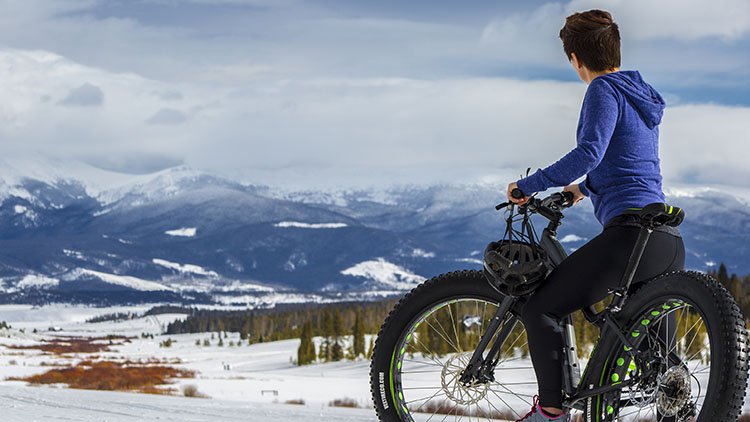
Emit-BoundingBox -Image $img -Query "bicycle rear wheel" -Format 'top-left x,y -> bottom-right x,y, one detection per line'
370,270 -> 540,421
586,271 -> 748,421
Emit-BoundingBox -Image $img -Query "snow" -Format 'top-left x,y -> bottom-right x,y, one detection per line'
341,258 -> 425,290
559,234 -> 587,243
165,227 -> 197,237
455,258 -> 483,264
274,221 -> 348,229
13,204 -> 27,214
410,248 -> 435,258
0,305 -> 748,420
16,274 -> 59,289
66,269 -> 173,292
153,258 -> 218,277
0,386 -> 378,422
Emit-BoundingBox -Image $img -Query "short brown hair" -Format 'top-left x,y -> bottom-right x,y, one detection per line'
559,10 -> 620,72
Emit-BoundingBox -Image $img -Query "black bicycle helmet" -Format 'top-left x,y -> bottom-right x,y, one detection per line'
483,240 -> 549,297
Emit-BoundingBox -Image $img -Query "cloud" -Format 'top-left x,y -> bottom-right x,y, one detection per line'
146,108 -> 188,125
0,2 -> 748,187
58,83 -> 104,107
567,0 -> 750,41
154,90 -> 183,101
1,47 -> 749,188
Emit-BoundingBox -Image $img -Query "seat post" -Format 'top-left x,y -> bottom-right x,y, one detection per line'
610,225 -> 653,312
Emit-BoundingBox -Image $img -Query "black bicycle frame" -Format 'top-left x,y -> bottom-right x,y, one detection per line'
462,207 -> 663,411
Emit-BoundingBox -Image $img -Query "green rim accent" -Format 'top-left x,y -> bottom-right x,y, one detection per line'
616,357 -> 625,366
631,330 -> 640,338
596,357 -> 610,422
398,391 -> 403,400
628,360 -> 637,372
623,345 -> 632,351
611,373 -> 620,383
641,319 -> 650,326
651,310 -> 661,316
606,405 -> 614,415
389,347 -> 398,416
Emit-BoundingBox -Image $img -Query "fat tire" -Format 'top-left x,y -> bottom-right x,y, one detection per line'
369,270 -> 503,422
585,270 -> 749,421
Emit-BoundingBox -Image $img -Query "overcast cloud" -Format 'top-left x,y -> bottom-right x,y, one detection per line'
0,0 -> 748,188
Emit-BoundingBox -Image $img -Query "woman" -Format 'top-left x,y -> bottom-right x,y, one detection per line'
507,10 -> 685,422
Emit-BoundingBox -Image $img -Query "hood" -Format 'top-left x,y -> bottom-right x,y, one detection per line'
599,70 -> 665,129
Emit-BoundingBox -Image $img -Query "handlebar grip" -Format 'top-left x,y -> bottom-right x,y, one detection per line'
511,188 -> 526,199
495,201 -> 511,210
561,191 -> 575,203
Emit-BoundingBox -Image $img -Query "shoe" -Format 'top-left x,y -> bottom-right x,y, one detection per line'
516,396 -> 570,421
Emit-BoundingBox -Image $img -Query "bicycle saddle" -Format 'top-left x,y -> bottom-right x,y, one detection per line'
633,202 -> 685,227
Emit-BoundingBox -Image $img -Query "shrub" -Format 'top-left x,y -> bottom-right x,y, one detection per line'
328,397 -> 360,408
285,399 -> 305,405
181,384 -> 208,398
9,360 -> 195,395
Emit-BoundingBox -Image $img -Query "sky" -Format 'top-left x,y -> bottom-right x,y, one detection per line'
1,0 -> 749,188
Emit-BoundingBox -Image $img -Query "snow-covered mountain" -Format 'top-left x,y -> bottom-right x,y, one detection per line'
0,161 -> 747,305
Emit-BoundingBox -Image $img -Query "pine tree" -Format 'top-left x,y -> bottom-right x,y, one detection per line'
240,319 -> 251,340
331,310 -> 345,361
366,336 -> 375,358
718,263 -> 729,286
353,308 -> 366,359
297,320 -> 316,366
320,310 -> 333,361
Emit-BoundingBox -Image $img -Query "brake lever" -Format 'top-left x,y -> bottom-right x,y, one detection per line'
495,202 -> 511,210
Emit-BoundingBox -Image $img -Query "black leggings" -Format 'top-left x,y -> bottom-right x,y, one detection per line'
520,224 -> 685,408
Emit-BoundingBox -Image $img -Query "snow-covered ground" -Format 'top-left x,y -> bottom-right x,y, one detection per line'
0,385 -> 377,422
0,304 -> 748,421
0,304 -> 377,421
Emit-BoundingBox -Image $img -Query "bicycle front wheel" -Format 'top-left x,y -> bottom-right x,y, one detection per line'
370,270 -> 541,422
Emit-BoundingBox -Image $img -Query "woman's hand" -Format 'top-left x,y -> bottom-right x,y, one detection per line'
563,184 -> 586,205
507,182 -> 529,205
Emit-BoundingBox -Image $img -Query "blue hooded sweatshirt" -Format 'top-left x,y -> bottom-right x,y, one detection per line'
517,70 -> 666,227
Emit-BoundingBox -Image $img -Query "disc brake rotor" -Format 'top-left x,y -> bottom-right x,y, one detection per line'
441,352 -> 489,405
656,365 -> 692,417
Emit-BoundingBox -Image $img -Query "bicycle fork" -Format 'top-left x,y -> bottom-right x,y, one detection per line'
459,295 -> 518,385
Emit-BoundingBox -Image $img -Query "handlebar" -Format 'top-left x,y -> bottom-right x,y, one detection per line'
495,190 -> 575,221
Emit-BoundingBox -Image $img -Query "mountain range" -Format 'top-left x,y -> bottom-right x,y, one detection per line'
0,160 -> 747,306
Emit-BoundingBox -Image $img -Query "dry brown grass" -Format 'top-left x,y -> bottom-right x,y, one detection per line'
328,397 -> 360,408
181,384 -> 208,398
285,399 -> 305,405
8,360 -> 194,394
6,335 -> 132,355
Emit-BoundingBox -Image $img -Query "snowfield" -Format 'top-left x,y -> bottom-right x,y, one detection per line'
0,305 -> 379,421
273,221 -> 348,229
165,227 -> 198,237
0,386 -> 378,422
0,304 -> 749,421
341,258 -> 426,290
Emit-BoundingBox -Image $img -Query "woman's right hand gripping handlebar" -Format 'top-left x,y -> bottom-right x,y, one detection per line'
506,182 -> 530,205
